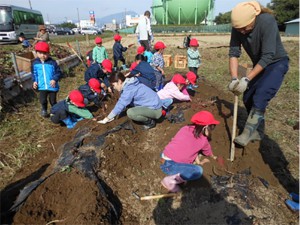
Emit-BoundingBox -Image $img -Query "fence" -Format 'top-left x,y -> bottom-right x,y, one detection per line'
119,24 -> 231,34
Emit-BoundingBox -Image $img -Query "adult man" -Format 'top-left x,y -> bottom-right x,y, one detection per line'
135,10 -> 152,51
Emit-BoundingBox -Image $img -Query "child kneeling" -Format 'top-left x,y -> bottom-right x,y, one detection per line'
50,90 -> 96,128
160,111 -> 219,192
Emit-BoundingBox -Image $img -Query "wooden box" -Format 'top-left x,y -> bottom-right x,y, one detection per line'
15,51 -> 36,73
174,55 -> 187,69
163,54 -> 172,67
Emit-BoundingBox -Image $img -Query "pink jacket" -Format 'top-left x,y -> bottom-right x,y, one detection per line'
157,81 -> 190,101
163,126 -> 213,164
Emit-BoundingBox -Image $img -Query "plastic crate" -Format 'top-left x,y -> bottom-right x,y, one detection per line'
15,51 -> 36,73
163,54 -> 172,67
174,55 -> 187,69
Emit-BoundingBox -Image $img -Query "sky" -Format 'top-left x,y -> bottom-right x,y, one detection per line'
1,0 -> 271,24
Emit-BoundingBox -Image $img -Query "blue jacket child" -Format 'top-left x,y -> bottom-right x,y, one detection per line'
32,42 -> 62,117
50,90 -> 95,128
129,54 -> 156,90
84,59 -> 113,93
78,78 -> 104,107
113,34 -> 128,71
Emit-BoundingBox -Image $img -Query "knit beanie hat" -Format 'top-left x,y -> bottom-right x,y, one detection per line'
231,1 -> 261,28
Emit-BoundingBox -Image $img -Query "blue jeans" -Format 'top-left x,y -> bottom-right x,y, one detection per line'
243,57 -> 289,113
160,160 -> 203,181
161,98 -> 173,109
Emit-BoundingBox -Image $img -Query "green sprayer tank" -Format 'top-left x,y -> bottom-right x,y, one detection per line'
152,0 -> 215,25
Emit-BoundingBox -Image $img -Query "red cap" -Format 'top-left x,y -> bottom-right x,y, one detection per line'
130,62 -> 138,71
102,59 -> 112,73
114,34 -> 122,41
88,78 -> 101,93
191,111 -> 220,125
154,41 -> 166,50
189,38 -> 199,47
69,90 -> 85,108
95,37 -> 102,44
137,46 -> 145,54
35,42 -> 50,53
172,74 -> 186,84
186,71 -> 197,85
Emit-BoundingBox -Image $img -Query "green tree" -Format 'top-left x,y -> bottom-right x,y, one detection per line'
269,0 -> 299,25
214,12 -> 231,25
60,22 -> 76,29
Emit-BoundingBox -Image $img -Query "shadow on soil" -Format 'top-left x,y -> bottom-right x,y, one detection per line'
0,164 -> 50,224
153,177 -> 252,224
216,96 -> 299,194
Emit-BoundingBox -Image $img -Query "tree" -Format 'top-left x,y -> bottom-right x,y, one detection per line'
214,12 -> 231,25
60,22 -> 77,29
269,0 -> 299,25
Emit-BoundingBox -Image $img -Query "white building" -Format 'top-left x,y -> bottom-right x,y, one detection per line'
77,20 -> 97,28
125,15 -> 142,27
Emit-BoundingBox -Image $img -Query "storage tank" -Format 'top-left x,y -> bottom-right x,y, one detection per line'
152,0 -> 214,25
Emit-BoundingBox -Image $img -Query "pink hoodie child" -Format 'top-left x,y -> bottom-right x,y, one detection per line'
157,74 -> 191,102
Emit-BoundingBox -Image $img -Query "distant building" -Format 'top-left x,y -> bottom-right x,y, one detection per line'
285,18 -> 299,36
125,15 -> 142,27
105,23 -> 119,31
79,20 -> 97,28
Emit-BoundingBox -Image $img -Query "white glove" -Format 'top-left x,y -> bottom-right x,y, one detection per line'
234,77 -> 250,95
228,78 -> 239,92
97,117 -> 114,124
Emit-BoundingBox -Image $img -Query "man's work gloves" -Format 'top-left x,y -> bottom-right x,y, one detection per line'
228,77 -> 250,95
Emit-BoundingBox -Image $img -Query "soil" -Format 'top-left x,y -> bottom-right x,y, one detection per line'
0,35 -> 299,224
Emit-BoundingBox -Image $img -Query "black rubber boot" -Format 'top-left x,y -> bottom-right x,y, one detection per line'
142,119 -> 156,130
234,108 -> 264,146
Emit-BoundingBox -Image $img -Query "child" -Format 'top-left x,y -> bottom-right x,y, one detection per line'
19,34 -> 32,49
185,71 -> 197,90
32,42 -> 62,117
137,46 -> 153,64
158,74 -> 191,110
84,59 -> 113,93
92,37 -> 108,64
98,72 -> 162,130
150,41 -> 166,91
113,34 -> 128,71
128,54 -> 156,90
187,38 -> 201,85
50,90 -> 96,129
78,78 -> 105,107
160,111 -> 219,192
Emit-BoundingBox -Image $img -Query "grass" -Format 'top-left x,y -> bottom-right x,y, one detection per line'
0,34 -> 298,189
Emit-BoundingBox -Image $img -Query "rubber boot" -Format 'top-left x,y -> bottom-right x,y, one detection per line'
249,120 -> 265,142
234,108 -> 264,147
41,109 -> 48,118
142,119 -> 156,130
161,173 -> 186,193
285,199 -> 300,211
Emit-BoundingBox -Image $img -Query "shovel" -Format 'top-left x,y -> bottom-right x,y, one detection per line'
66,42 -> 87,69
230,95 -> 238,161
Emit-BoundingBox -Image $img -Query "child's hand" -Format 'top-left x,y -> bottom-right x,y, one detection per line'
92,118 -> 97,121
107,87 -> 112,93
50,80 -> 56,87
33,82 -> 38,89
161,69 -> 165,75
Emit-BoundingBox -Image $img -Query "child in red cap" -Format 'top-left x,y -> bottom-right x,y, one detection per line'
113,34 -> 128,71
187,38 -> 202,85
160,111 -> 219,192
150,41 -> 167,91
32,42 -> 62,117
158,74 -> 191,111
50,90 -> 96,128
137,45 -> 153,63
185,71 -> 197,90
92,36 -> 108,64
78,78 -> 106,107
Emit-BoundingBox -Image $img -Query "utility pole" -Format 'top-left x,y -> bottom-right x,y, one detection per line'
77,8 -> 81,29
28,0 -> 32,9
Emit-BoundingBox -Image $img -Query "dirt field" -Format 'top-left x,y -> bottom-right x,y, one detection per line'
0,34 -> 299,224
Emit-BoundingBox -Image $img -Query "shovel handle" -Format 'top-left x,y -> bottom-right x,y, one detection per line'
230,95 -> 238,161
140,193 -> 177,200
